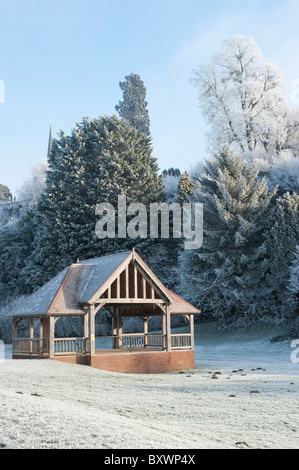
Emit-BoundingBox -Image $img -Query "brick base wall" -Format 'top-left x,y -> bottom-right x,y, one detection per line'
90,350 -> 195,374
52,355 -> 90,366
52,350 -> 195,373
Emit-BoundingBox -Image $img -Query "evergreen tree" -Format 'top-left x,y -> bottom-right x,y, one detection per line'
179,147 -> 276,325
177,171 -> 195,204
287,246 -> 299,314
0,209 -> 37,302
21,115 -> 165,290
162,168 -> 181,177
262,192 -> 299,317
115,73 -> 150,136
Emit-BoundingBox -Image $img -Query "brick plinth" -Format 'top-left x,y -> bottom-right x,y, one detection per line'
53,355 -> 90,366
90,349 -> 195,373
53,349 -> 195,373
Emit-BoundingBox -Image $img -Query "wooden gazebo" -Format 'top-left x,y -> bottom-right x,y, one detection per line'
11,250 -> 200,373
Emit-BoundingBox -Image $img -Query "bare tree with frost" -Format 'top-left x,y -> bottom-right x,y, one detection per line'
191,35 -> 299,164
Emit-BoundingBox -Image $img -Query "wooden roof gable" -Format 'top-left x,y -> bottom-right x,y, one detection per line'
84,250 -> 173,305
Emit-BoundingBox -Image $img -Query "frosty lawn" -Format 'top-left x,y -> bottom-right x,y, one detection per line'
0,324 -> 298,449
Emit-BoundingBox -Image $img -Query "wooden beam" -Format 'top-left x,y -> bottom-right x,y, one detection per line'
143,316 -> 148,347
89,255 -> 132,303
162,313 -> 166,350
151,286 -> 155,299
116,275 -> 120,299
12,317 -> 18,339
103,305 -> 114,316
49,316 -> 55,358
101,298 -> 165,304
117,310 -> 122,349
112,307 -> 117,349
89,305 -> 96,356
134,263 -> 137,298
83,312 -> 89,338
125,265 -> 129,298
165,306 -> 171,352
189,314 -> 194,350
39,318 -> 44,356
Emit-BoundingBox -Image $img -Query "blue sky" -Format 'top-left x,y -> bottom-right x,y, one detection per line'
1,0 -> 299,195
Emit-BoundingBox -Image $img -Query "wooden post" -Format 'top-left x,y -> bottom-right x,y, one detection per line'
117,310 -> 123,349
112,307 -> 117,349
29,317 -> 34,354
43,317 -> 49,355
143,316 -> 148,348
189,314 -> 194,350
89,306 -> 96,356
12,318 -> 18,357
13,317 -> 18,339
83,313 -> 89,338
39,317 -> 44,356
162,313 -> 166,350
49,316 -> 55,358
165,306 -> 171,352
83,313 -> 89,354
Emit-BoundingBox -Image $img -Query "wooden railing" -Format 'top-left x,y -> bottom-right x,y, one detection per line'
171,334 -> 192,349
13,333 -> 192,357
13,338 -> 49,355
120,333 -> 145,349
146,334 -> 165,348
119,333 -> 165,350
54,337 -> 88,355
118,333 -> 191,350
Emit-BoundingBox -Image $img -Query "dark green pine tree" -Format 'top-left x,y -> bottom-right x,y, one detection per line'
21,115 -> 165,290
0,209 -> 37,302
179,147 -> 277,325
262,191 -> 299,316
115,73 -> 150,136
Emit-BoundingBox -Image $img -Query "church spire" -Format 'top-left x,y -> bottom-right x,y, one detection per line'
47,123 -> 52,159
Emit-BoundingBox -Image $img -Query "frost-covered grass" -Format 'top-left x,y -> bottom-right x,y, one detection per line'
0,323 -> 298,449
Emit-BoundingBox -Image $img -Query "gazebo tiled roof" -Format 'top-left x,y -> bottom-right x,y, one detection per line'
12,251 -> 200,317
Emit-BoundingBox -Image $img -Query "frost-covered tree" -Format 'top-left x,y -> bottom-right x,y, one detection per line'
21,115 -> 165,290
16,159 -> 48,208
115,73 -> 150,136
0,184 -> 12,203
162,174 -> 180,204
191,35 -> 299,164
179,147 -> 277,324
267,152 -> 299,194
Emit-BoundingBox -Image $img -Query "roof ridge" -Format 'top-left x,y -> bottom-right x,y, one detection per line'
77,250 -> 132,265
